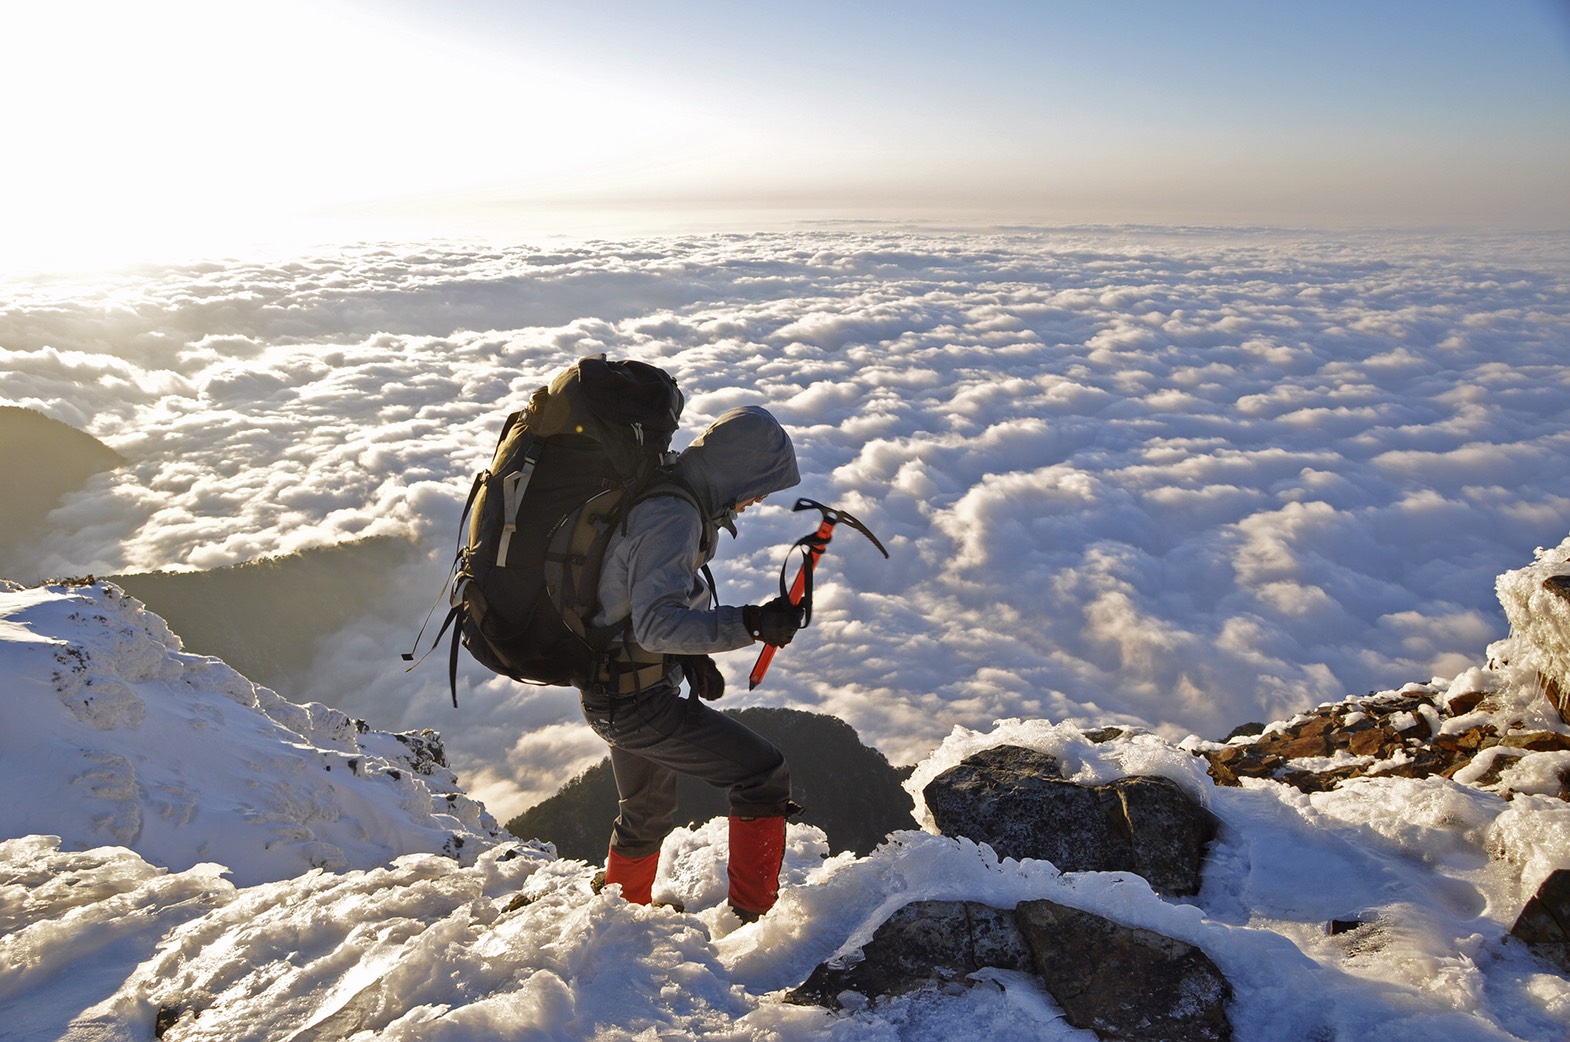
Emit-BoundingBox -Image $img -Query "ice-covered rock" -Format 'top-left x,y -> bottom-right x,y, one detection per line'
1495,533 -> 1570,726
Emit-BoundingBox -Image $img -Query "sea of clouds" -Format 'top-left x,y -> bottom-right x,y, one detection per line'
3,226 -> 1567,821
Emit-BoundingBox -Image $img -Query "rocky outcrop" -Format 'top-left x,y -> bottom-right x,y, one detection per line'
787,747 -> 1234,1038
1017,899 -> 1232,1042
788,900 -> 1033,1006
790,898 -> 1232,1042
923,745 -> 1217,895
1196,686 -> 1570,799
1512,869 -> 1570,974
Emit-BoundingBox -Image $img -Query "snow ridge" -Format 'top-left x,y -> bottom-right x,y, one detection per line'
0,580 -> 500,890
3,553 -> 1570,1040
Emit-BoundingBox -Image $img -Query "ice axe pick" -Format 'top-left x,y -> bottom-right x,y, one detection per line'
749,497 -> 889,690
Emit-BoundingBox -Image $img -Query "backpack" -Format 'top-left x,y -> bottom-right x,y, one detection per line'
408,355 -> 692,704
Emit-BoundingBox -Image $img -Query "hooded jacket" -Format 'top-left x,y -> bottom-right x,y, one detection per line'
594,406 -> 800,659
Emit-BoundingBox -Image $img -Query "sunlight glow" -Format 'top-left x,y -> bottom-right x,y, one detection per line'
3,0 -> 1566,275
2,0 -> 724,272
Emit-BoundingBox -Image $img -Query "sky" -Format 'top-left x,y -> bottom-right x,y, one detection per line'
3,227 -> 1567,821
4,0 -> 1568,271
4,575 -> 1570,1039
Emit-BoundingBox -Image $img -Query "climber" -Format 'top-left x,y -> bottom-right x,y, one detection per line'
580,405 -> 804,921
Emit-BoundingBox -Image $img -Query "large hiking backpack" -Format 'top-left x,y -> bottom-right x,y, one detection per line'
411,355 -> 688,703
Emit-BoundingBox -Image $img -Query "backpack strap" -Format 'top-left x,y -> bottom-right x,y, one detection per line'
496,445 -> 540,567
630,475 -> 719,606
583,475 -> 719,695
403,470 -> 488,707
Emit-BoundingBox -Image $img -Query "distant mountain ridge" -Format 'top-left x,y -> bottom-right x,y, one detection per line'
0,406 -> 124,582
0,406 -> 418,694
110,537 -> 418,694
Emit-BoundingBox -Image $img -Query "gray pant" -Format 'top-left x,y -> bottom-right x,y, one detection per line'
580,682 -> 791,859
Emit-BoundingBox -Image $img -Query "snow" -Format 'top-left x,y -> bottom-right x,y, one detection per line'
3,561 -> 1569,1040
0,581 -> 499,888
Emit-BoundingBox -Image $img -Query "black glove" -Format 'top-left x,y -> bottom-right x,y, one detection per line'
744,595 -> 804,646
681,655 -> 725,701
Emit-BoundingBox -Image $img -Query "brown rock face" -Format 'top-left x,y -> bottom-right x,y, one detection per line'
1512,869 -> 1570,974
1189,689 -> 1566,799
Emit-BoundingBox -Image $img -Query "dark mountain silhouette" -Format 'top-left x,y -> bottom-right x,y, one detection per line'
507,706 -> 917,861
0,406 -> 125,582
111,537 -> 417,693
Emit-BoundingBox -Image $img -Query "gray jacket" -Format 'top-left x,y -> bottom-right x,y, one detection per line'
594,406 -> 800,658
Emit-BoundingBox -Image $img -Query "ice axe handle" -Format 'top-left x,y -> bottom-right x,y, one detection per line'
748,517 -> 833,689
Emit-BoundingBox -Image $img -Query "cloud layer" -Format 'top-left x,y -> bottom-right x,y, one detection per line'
4,227 -> 1567,820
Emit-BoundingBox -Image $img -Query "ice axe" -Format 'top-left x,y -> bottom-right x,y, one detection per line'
749,497 -> 889,690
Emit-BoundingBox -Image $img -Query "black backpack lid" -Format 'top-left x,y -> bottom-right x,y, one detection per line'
577,356 -> 683,433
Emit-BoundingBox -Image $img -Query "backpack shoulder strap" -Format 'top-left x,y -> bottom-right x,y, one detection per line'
628,472 -> 715,554
626,474 -> 719,609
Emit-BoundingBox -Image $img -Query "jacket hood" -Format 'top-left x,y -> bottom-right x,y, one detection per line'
672,406 -> 800,535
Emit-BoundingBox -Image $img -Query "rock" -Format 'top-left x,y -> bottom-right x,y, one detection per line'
1511,869 -> 1570,975
1193,688 -> 1522,796
1470,748 -> 1529,788
786,900 -> 1033,1008
1117,775 -> 1217,896
390,729 -> 450,774
1543,672 -> 1570,728
1444,690 -> 1488,715
789,898 -> 1236,1042
1498,730 -> 1570,753
1264,730 -> 1334,759
1432,726 -> 1498,758
922,746 -> 1099,863
1016,899 -> 1233,1042
1346,727 -> 1394,758
1279,765 -> 1362,793
923,746 -> 1217,895
1377,747 -> 1453,780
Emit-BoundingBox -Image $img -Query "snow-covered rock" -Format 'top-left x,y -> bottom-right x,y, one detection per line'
1495,532 -> 1570,726
0,580 -> 500,889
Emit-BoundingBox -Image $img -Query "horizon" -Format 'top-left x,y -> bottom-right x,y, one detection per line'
5,0 -> 1569,274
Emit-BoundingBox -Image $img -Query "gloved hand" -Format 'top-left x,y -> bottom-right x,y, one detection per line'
744,595 -> 804,646
681,655 -> 725,701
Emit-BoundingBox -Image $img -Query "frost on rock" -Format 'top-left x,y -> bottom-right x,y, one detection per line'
1495,532 -> 1570,726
